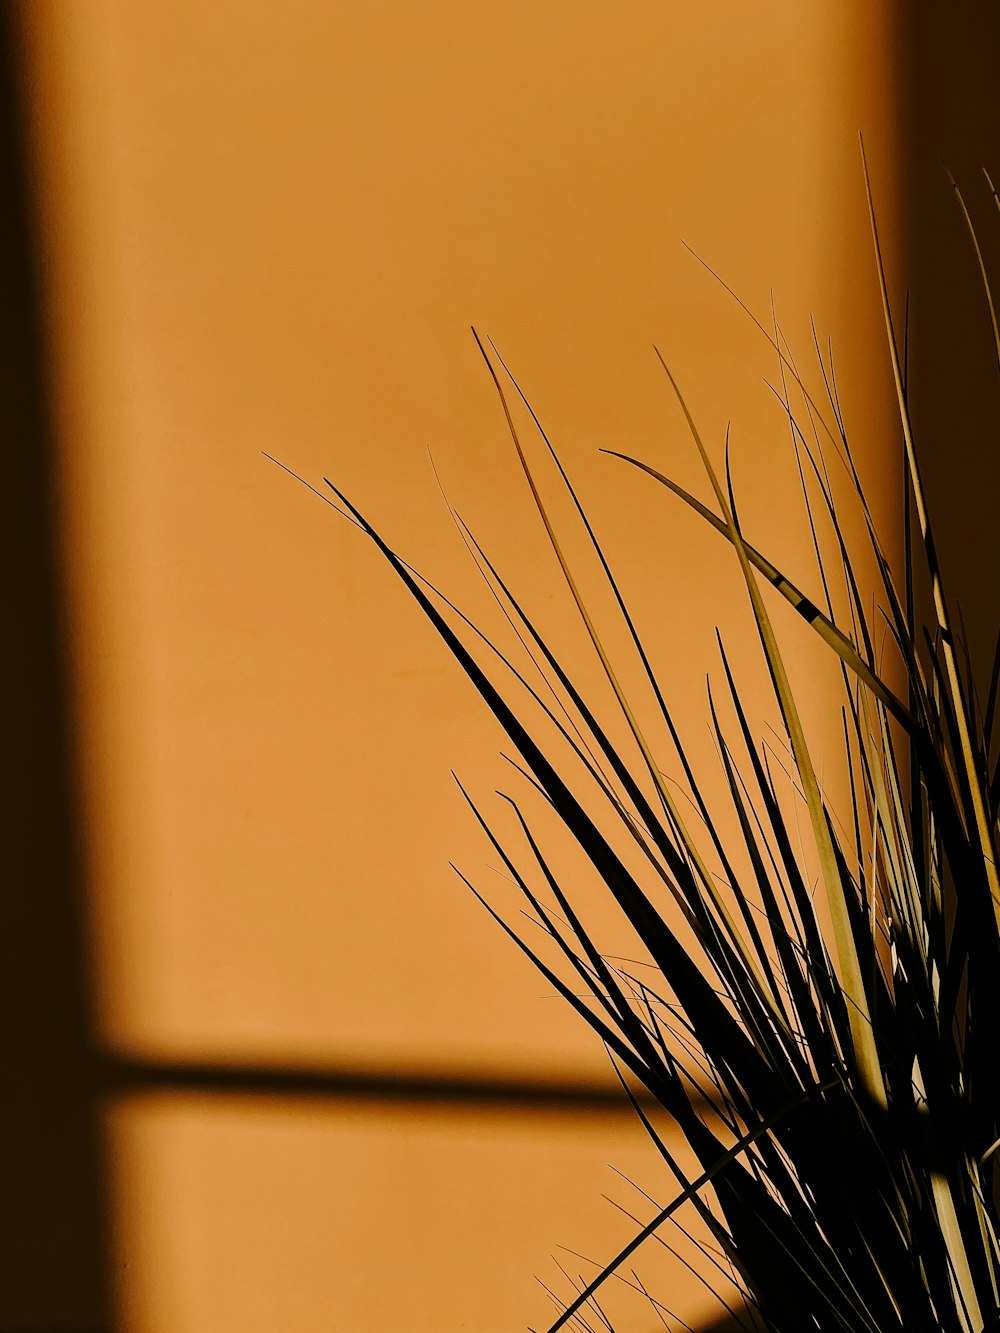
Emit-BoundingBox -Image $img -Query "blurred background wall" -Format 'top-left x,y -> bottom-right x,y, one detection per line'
4,2 -> 996,1330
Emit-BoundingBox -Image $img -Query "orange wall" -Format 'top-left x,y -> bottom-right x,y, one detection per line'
20,3 -> 901,1330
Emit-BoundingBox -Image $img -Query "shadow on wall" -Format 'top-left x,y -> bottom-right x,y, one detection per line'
0,3 -> 760,1326
4,1 -> 1000,1331
0,4 -> 111,1332
901,1 -> 1000,675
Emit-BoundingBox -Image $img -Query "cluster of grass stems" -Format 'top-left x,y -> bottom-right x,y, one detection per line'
276,154 -> 1000,1331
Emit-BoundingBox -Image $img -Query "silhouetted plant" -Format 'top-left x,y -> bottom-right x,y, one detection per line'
277,151 -> 1000,1331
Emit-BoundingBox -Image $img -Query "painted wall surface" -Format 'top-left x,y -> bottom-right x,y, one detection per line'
16,3 -> 904,1330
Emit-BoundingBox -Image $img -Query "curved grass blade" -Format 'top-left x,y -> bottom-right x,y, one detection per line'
602,449 -> 913,732
652,347 -> 887,1110
470,330 -> 793,1036
861,140 -> 1000,929
546,1075 -> 845,1333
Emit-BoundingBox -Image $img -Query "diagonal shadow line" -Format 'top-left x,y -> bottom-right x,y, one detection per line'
97,1054 -> 745,1328
97,1051 -> 686,1114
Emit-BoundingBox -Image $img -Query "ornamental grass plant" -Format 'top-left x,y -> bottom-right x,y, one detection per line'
276,154 -> 1000,1331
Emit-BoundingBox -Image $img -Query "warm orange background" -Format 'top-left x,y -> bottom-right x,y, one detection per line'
10,3 -> 918,1330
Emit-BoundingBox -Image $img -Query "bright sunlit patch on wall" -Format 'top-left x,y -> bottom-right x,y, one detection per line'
20,0 -> 901,1328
